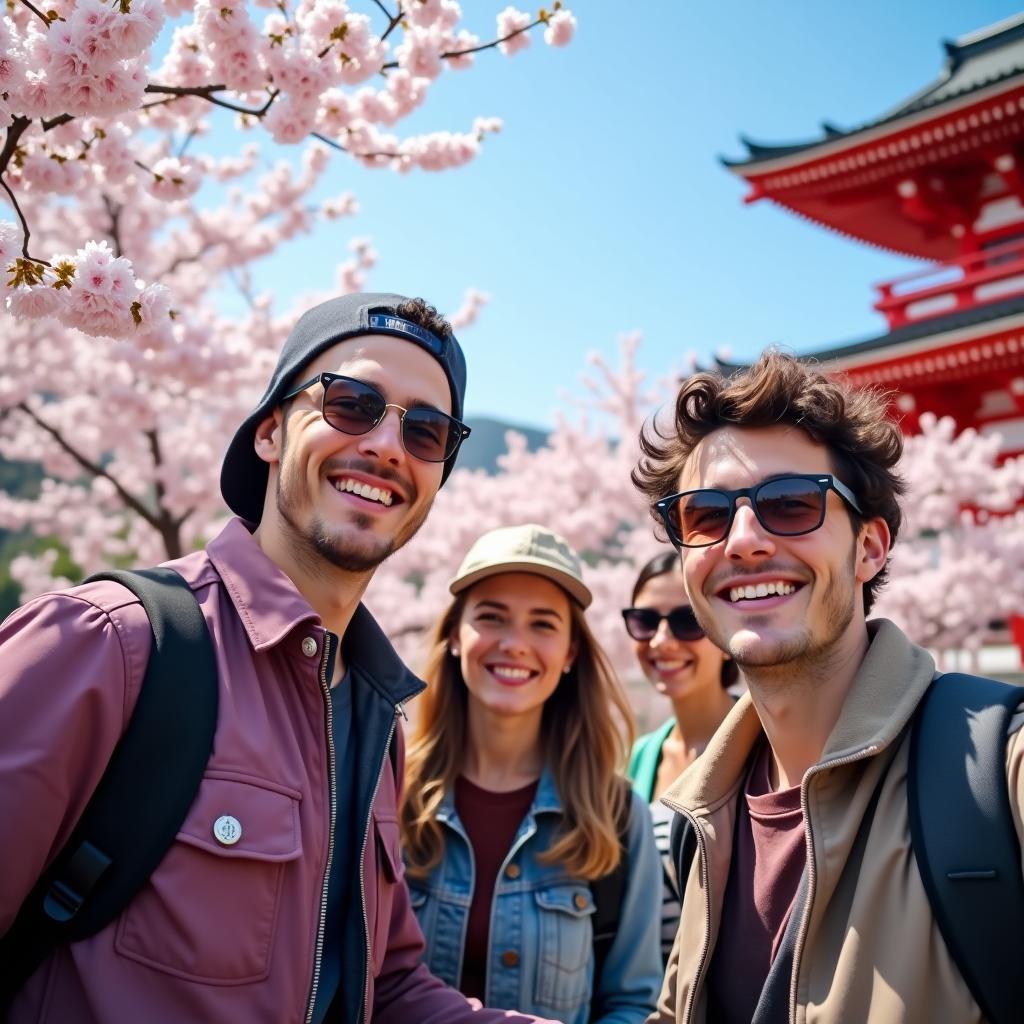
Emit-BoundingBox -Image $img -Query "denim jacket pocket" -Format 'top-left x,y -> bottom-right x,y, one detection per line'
533,883 -> 595,1012
114,772 -> 302,985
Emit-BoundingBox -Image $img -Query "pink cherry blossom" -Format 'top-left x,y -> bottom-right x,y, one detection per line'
263,96 -> 317,144
7,284 -> 66,321
0,0 -> 583,604
394,26 -> 444,80
496,6 -> 532,56
148,156 -> 202,199
544,10 -> 576,47
0,220 -> 23,264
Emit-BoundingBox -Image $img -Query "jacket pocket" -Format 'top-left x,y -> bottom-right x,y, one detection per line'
114,772 -> 303,985
533,883 -> 595,1012
367,812 -> 403,973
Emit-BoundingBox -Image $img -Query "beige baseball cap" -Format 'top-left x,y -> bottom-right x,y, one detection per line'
448,524 -> 592,609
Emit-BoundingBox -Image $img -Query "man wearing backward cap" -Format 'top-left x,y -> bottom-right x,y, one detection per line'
0,294 -> 564,1024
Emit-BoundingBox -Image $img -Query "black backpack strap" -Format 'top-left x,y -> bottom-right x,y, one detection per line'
908,671 -> 1024,1024
669,810 -> 699,895
0,568 -> 218,1009
588,780 -> 632,1022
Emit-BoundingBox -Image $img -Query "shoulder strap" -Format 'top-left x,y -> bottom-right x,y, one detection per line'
588,780 -> 632,1022
0,568 -> 218,1009
908,671 -> 1024,1024
669,809 -> 698,895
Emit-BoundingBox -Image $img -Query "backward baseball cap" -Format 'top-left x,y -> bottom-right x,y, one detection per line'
220,292 -> 467,524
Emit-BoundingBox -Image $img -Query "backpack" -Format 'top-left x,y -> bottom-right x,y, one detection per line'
0,568 -> 218,1010
0,568 -> 410,1008
669,671 -> 1024,1024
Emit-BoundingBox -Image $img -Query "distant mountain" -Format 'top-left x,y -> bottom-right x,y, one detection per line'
458,416 -> 550,473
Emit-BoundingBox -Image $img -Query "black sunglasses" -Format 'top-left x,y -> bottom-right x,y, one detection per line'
621,605 -> 706,642
655,473 -> 863,549
281,372 -> 471,464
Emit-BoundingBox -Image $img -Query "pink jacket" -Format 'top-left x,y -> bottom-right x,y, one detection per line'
0,519 -> 557,1024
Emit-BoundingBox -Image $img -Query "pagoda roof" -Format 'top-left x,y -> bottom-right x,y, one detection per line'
723,14 -> 1024,170
711,291 -> 1024,377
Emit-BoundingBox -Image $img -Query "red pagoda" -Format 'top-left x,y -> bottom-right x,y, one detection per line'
720,13 -> 1024,659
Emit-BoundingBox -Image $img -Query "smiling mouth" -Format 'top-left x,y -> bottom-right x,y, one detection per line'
724,580 -> 800,604
487,664 -> 538,684
331,475 -> 395,507
650,658 -> 695,673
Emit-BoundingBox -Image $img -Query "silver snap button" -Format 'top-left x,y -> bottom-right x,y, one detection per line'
301,636 -> 318,657
213,815 -> 242,846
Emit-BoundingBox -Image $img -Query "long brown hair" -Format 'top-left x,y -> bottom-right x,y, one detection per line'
401,589 -> 636,881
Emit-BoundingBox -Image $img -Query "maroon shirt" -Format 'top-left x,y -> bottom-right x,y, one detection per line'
454,775 -> 539,999
707,739 -> 807,1022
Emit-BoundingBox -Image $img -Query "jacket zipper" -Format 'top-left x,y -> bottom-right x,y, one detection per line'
787,746 -> 878,1024
358,703 -> 405,1024
678,809 -> 713,1024
304,633 -> 338,1024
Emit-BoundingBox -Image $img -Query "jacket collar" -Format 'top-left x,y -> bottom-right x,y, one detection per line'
207,518 -> 320,651
438,766 -> 562,823
207,518 -> 425,706
346,603 -> 425,707
662,618 -> 935,816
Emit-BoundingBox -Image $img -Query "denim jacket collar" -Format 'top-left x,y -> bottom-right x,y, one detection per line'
437,765 -> 562,826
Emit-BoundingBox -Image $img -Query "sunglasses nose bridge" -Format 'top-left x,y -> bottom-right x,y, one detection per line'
724,494 -> 776,551
355,402 -> 406,461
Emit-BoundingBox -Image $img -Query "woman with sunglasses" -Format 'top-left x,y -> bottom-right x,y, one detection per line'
400,524 -> 663,1024
624,551 -> 737,963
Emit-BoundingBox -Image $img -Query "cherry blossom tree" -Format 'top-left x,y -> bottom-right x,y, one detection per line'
364,360 -> 1024,687
872,412 -> 1024,665
0,0 -> 576,593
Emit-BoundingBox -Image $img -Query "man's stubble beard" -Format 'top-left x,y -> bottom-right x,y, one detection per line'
275,427 -> 431,574
706,542 -> 858,688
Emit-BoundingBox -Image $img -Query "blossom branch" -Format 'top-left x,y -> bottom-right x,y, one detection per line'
374,0 -> 404,42
16,402 -> 161,529
381,16 -> 545,71
0,175 -> 35,261
17,0 -> 53,28
143,83 -> 279,118
441,18 -> 543,59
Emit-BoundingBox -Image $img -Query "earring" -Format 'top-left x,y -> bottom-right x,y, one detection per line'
449,645 -> 460,658
562,664 -> 572,675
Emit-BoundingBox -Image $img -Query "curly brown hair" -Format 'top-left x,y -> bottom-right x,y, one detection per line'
632,349 -> 905,612
395,297 -> 453,340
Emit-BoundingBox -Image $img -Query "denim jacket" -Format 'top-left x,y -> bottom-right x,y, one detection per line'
407,769 -> 663,1024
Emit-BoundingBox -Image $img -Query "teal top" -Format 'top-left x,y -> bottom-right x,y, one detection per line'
627,717 -> 676,803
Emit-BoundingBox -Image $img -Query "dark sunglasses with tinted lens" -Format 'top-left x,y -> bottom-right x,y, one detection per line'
281,372 -> 471,463
621,605 -> 706,642
655,473 -> 863,549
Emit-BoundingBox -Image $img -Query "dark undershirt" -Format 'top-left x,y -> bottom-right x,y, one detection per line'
707,739 -> 806,1023
454,775 -> 539,1000
310,664 -> 357,1023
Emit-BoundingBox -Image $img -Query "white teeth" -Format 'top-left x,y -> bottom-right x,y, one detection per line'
491,666 -> 532,680
334,477 -> 393,506
652,660 -> 689,671
728,580 -> 796,603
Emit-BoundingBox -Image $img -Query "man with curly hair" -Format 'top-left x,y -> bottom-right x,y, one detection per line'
634,349 -> 1024,1023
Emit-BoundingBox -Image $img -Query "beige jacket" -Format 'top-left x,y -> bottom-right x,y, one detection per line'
650,619 -> 1024,1024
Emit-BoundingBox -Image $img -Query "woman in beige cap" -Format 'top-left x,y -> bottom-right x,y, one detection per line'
399,524 -> 663,1024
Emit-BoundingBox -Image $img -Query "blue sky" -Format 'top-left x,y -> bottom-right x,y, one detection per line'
243,1 -> 1024,428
